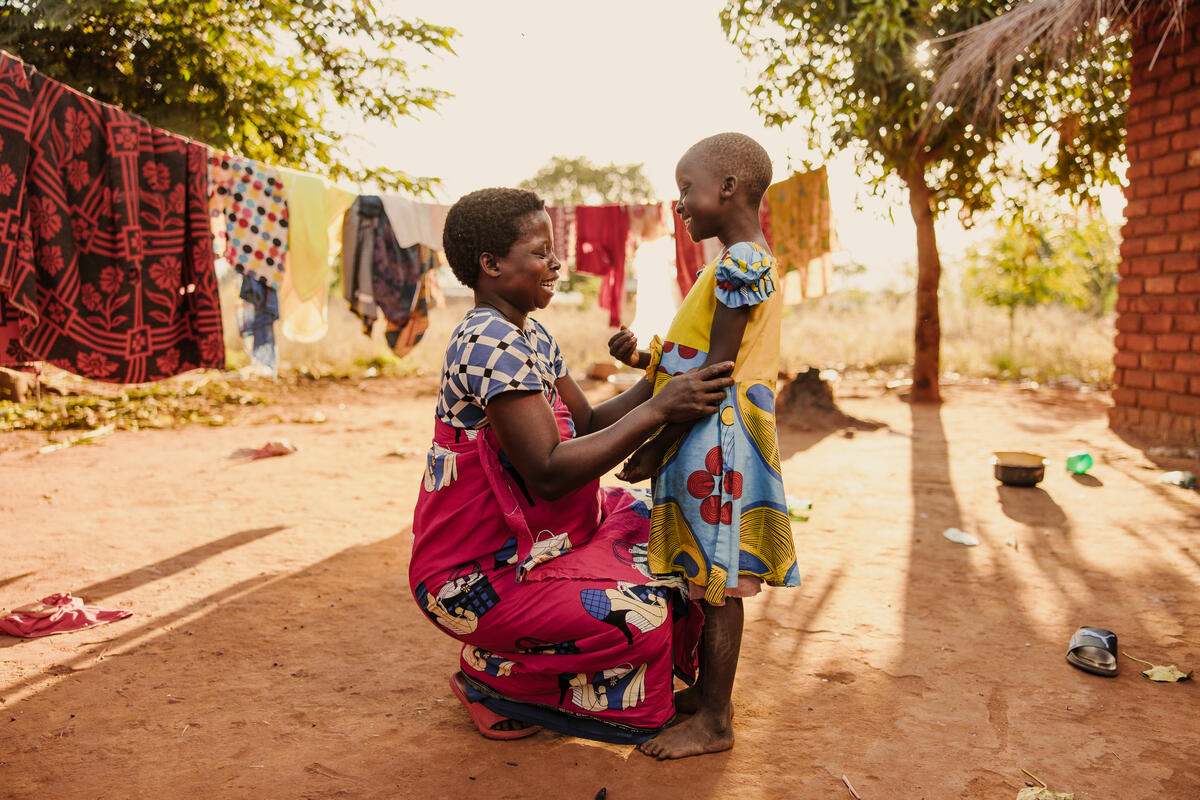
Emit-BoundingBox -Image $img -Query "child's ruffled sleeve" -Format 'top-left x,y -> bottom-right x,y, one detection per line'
714,242 -> 776,309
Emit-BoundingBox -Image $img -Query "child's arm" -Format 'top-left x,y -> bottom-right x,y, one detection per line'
617,303 -> 750,482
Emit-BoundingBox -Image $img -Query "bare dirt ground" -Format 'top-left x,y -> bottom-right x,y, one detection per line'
1,375 -> 1198,799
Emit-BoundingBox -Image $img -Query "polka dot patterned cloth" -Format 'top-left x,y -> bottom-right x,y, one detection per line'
208,153 -> 289,290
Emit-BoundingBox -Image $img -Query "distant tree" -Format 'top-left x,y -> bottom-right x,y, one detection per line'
520,156 -> 658,206
963,211 -> 1120,349
722,1 -> 1127,402
0,0 -> 457,193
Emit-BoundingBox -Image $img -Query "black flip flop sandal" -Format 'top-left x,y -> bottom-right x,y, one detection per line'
1066,626 -> 1119,677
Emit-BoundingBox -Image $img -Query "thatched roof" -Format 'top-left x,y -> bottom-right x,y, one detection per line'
929,0 -> 1191,122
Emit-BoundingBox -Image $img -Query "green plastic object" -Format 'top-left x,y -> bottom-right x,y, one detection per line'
1066,450 -> 1094,475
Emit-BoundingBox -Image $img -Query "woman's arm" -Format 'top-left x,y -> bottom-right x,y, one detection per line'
555,373 -> 653,436
485,362 -> 734,501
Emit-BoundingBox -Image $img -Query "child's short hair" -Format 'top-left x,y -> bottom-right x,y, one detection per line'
687,132 -> 773,205
442,188 -> 545,288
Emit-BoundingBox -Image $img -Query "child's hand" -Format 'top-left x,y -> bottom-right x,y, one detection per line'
617,443 -> 662,483
607,326 -> 640,367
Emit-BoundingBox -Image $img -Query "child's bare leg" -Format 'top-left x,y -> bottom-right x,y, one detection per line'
641,598 -> 741,759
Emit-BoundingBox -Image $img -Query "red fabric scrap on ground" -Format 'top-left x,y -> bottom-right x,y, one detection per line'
0,593 -> 132,638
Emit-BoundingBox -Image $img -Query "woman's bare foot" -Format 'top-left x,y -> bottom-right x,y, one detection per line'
638,708 -> 733,759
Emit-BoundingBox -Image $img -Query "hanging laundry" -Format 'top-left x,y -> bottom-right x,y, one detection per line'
0,592 -> 132,638
371,209 -> 435,358
0,295 -> 28,367
627,206 -> 679,344
546,206 -> 576,266
236,273 -> 279,376
380,194 -> 446,251
766,166 -> 836,299
275,166 -> 354,343
341,195 -> 384,333
671,208 -> 707,298
0,51 -> 224,383
208,152 -> 289,290
574,204 -> 630,327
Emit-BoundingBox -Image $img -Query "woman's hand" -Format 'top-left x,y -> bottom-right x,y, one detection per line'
651,361 -> 734,424
607,327 -> 649,369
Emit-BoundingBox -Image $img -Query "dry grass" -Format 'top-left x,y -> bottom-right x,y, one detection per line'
227,278 -> 1114,387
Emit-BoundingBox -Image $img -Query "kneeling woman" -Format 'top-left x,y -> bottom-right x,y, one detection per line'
409,188 -> 732,743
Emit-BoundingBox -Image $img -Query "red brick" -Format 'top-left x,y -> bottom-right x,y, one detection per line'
1194,334 -> 1200,351
1167,394 -> 1200,416
1119,277 -> 1145,297
1184,190 -> 1200,210
1174,87 -> 1200,111
1139,389 -> 1170,409
1134,175 -> 1168,198
1169,170 -> 1200,192
1138,139 -> 1173,162
1155,152 -> 1188,175
1179,353 -> 1200,374
1158,332 -> 1193,351
1130,79 -> 1160,104
1151,194 -> 1183,214
1162,297 -> 1198,313
1188,149 -> 1200,168
1114,350 -> 1141,368
1144,313 -> 1174,333
1166,210 -> 1200,231
1156,372 -> 1190,393
1131,295 -> 1162,313
1190,107 -> 1200,127
1179,43 -> 1200,69
1121,239 -> 1147,260
1143,351 -> 1177,370
1126,332 -> 1156,352
1146,234 -> 1179,254
1143,96 -> 1175,120
1155,115 -> 1188,136
1116,297 -> 1130,313
1179,231 -> 1200,250
1146,275 -> 1178,293
1115,332 -> 1127,349
1113,367 -> 1125,385
1126,160 -> 1153,181
1128,120 -> 1156,144
1129,216 -> 1167,236
1160,71 -> 1194,96
1178,315 -> 1200,333
1116,313 -> 1143,332
1125,368 -> 1155,389
1179,273 -> 1200,292
1112,386 -> 1139,406
1131,255 -> 1164,275
1164,252 -> 1200,272
1125,199 -> 1150,218
1191,375 -> 1200,394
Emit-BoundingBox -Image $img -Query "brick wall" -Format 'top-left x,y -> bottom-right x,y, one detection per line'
1111,10 -> 1200,447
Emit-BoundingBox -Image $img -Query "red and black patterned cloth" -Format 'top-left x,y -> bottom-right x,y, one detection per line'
0,50 -> 223,381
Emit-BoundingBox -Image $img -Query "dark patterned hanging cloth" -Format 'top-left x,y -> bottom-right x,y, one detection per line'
0,50 -> 224,383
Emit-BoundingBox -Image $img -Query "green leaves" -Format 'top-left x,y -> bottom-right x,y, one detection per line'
1,0 -> 457,192
519,156 -> 658,207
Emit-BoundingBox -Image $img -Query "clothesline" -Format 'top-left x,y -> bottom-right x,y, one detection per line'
0,47 -> 838,386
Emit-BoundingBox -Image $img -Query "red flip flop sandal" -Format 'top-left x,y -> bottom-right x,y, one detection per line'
449,672 -> 541,740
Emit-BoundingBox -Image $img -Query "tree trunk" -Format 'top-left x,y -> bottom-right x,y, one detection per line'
902,166 -> 942,404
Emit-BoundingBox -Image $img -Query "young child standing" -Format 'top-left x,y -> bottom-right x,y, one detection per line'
608,132 -> 801,759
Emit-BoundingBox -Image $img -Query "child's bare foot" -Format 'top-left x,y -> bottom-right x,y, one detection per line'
673,685 -> 702,715
639,708 -> 733,759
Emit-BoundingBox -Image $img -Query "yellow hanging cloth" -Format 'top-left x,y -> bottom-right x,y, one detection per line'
765,167 -> 837,299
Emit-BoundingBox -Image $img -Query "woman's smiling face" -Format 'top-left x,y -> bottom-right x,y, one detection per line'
493,210 -> 560,312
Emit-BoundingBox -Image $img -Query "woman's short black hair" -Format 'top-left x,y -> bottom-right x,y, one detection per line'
442,188 -> 545,288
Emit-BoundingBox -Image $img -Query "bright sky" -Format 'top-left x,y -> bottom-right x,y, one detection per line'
362,0 -> 1122,288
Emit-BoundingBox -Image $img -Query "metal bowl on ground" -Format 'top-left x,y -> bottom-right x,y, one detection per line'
991,451 -> 1047,487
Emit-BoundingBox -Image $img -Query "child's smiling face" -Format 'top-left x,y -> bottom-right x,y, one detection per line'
674,150 -> 725,242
